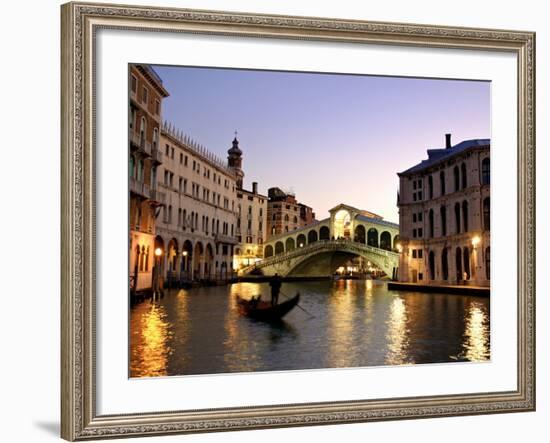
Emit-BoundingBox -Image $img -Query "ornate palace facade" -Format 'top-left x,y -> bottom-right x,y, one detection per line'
397,134 -> 490,286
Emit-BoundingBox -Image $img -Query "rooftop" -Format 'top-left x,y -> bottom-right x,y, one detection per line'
399,138 -> 490,176
161,121 -> 235,175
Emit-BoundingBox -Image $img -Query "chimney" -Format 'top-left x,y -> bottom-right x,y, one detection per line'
445,133 -> 452,149
252,182 -> 258,194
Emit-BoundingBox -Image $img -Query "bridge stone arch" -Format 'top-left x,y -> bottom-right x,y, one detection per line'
307,229 -> 318,244
285,237 -> 295,252
259,204 -> 398,268
275,241 -> 284,255
245,239 -> 399,278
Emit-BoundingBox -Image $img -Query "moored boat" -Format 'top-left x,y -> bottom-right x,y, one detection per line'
236,293 -> 300,322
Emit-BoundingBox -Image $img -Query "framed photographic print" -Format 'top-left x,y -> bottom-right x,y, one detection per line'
61,1 -> 536,440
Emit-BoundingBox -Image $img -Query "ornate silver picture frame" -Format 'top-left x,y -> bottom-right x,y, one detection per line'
61,2 -> 535,440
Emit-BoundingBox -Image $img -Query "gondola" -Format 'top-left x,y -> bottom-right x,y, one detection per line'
236,293 -> 300,322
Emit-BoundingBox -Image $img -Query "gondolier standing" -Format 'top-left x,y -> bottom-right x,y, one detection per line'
269,273 -> 283,306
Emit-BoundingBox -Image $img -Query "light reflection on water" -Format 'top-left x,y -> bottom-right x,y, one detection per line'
129,280 -> 490,377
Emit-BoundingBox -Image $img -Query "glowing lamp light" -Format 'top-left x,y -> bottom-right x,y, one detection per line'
396,243 -> 403,253
471,236 -> 481,248
154,247 -> 163,257
299,243 -> 304,248
182,250 -> 188,257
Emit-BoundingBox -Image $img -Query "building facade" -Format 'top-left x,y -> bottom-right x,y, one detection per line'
266,188 -> 316,238
397,134 -> 490,287
234,182 -> 268,270
154,123 -> 240,283
129,64 -> 169,293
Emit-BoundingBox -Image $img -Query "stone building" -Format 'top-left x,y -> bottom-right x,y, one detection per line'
129,64 -> 169,293
266,188 -> 316,238
234,182 -> 268,270
397,134 -> 490,286
154,123 -> 240,282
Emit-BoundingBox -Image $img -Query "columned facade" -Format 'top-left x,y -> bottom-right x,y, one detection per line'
154,124 -> 239,283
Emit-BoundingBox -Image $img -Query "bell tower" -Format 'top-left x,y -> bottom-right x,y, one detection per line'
227,132 -> 244,189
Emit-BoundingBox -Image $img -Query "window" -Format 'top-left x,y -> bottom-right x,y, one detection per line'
129,155 -> 135,178
428,209 -> 434,238
155,100 -> 160,115
462,201 -> 469,232
455,202 -> 461,233
130,107 -> 136,129
418,273 -> 423,281
453,166 -> 460,192
440,170 -> 446,195
413,213 -> 417,223
418,212 -> 423,222
418,228 -> 423,238
165,144 -> 169,156
131,74 -> 137,92
139,117 -> 146,146
461,162 -> 467,189
440,205 -> 447,236
428,175 -> 434,199
152,128 -> 158,150
141,86 -> 148,104
412,228 -> 417,238
412,249 -> 417,258
482,158 -> 490,185
418,249 -> 423,259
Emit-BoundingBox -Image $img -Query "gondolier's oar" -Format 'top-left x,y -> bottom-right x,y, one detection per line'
280,290 -> 315,318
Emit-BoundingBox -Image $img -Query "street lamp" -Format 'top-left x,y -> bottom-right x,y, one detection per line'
181,250 -> 188,284
396,243 -> 403,253
299,243 -> 304,248
471,236 -> 481,282
153,247 -> 163,300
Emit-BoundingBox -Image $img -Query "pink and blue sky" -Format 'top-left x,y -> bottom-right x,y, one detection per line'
152,65 -> 490,222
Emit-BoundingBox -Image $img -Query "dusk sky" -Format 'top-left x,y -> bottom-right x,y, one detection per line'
152,65 -> 490,222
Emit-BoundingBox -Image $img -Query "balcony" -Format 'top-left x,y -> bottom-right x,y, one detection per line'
215,234 -> 239,245
151,147 -> 163,164
130,177 -> 150,199
128,130 -> 152,156
149,188 -> 166,205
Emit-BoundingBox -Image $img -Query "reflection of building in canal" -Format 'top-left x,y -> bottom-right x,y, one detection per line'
397,134 -> 490,287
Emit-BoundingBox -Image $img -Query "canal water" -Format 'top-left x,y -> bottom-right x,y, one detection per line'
130,280 -> 490,377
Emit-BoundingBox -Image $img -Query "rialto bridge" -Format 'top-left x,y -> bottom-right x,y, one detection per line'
241,203 -> 400,277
